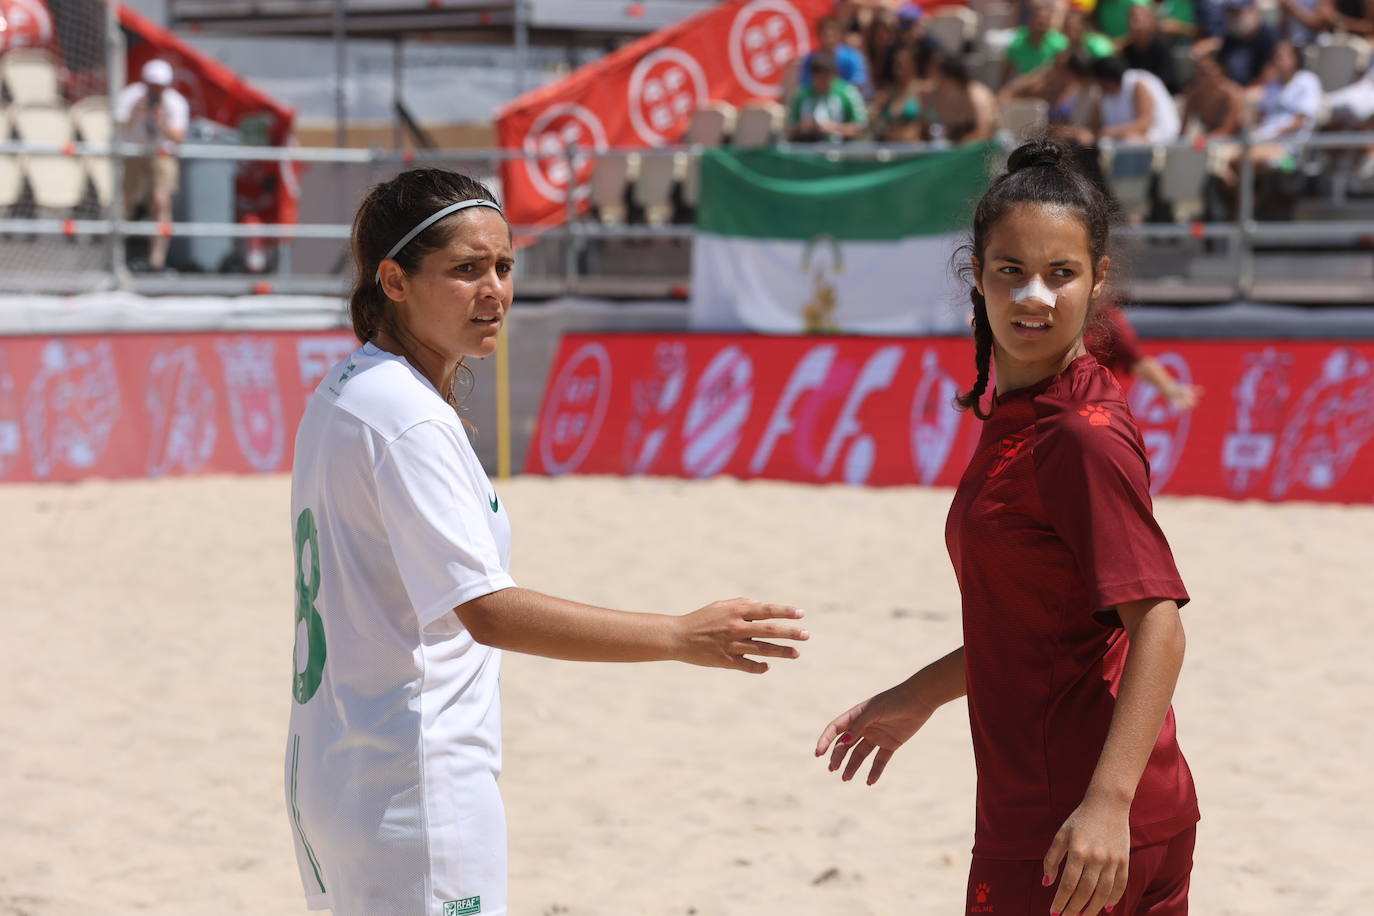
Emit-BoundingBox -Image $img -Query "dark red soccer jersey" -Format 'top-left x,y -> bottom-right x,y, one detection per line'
945,354 -> 1199,860
1085,305 -> 1146,380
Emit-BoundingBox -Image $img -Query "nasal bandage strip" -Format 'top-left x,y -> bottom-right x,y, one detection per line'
1010,276 -> 1058,308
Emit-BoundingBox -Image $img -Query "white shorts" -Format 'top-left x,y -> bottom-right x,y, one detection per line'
289,747 -> 508,916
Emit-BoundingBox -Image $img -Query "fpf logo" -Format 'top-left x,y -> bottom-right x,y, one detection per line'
628,47 -> 709,146
536,342 -> 612,475
728,0 -> 811,97
521,103 -> 609,204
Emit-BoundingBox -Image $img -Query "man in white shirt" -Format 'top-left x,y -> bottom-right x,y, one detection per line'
115,59 -> 189,271
1224,40 -> 1322,187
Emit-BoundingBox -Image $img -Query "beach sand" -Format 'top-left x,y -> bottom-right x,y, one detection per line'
1,474 -> 1370,915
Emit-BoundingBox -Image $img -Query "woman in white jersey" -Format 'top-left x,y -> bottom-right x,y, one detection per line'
286,169 -> 809,916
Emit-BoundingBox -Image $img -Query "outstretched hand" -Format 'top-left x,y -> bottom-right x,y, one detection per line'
674,598 -> 808,674
815,682 -> 937,785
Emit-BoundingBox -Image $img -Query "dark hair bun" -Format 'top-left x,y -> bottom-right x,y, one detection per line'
1006,139 -> 1069,174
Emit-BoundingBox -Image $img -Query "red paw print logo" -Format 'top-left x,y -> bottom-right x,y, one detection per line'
1078,404 -> 1113,427
976,882 -> 991,903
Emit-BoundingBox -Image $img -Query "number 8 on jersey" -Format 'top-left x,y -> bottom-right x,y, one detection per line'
293,508 -> 327,704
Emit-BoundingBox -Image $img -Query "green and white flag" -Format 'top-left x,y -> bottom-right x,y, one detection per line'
690,144 -> 992,334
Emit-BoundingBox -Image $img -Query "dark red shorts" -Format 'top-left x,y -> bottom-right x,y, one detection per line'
965,826 -> 1195,916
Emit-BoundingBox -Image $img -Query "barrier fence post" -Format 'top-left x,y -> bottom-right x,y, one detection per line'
563,140 -> 579,293
105,0 -> 131,290
1236,127 -> 1255,300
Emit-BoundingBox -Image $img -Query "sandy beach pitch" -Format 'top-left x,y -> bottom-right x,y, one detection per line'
1,474 -> 1370,915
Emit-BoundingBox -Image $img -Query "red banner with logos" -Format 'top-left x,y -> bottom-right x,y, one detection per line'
495,0 -> 832,229
0,331 -> 355,483
527,333 -> 1374,504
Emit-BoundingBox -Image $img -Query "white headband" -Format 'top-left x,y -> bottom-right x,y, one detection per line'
374,198 -> 504,283
1011,276 -> 1058,309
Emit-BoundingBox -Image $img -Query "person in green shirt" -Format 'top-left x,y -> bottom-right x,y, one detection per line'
1001,0 -> 1071,86
787,52 -> 869,142
1095,0 -> 1152,38
1064,6 -> 1118,57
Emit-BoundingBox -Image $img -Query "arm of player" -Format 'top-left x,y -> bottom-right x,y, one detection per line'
455,588 -> 808,674
815,645 -> 966,785
1132,355 -> 1203,410
1043,597 -> 1187,916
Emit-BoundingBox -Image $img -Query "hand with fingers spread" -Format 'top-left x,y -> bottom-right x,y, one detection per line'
1042,796 -> 1130,916
673,598 -> 810,674
814,680 -> 938,785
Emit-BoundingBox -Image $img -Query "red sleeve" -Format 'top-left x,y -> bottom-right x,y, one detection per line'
1032,403 -> 1189,625
1086,307 -> 1146,377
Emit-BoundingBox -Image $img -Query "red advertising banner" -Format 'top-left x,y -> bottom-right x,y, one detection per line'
527,333 -> 1374,504
0,331 -> 355,483
495,0 -> 832,229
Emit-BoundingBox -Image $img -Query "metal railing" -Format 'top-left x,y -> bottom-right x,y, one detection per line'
4,130 -> 1374,300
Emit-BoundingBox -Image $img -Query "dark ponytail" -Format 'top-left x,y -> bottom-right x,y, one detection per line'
348,168 -> 504,345
954,139 -> 1118,418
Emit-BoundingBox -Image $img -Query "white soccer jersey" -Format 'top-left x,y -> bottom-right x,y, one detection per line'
286,342 -> 514,916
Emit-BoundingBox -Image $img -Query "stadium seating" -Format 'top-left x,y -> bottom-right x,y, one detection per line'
1159,145 -> 1210,222
70,96 -> 114,207
999,97 -> 1049,140
633,151 -> 685,226
0,110 -> 22,208
1313,41 -> 1364,93
13,104 -> 87,211
685,101 -> 735,146
1,49 -> 63,107
928,6 -> 981,54
732,101 -> 784,148
590,152 -> 636,226
1103,146 -> 1158,220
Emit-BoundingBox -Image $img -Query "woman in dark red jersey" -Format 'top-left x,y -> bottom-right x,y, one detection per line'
817,140 -> 1198,916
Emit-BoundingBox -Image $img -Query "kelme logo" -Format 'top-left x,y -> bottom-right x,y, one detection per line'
488,492 -> 499,513
443,897 -> 481,916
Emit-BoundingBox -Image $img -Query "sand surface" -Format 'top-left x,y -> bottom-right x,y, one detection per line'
1,474 -> 1371,915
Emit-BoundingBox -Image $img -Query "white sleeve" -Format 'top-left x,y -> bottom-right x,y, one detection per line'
374,419 -> 515,631
164,91 -> 191,132
114,84 -> 144,122
1294,72 -> 1322,118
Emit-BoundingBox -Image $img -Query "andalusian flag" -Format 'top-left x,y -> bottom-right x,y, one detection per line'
690,144 -> 992,334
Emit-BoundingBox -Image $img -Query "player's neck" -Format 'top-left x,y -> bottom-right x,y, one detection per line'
993,341 -> 1087,396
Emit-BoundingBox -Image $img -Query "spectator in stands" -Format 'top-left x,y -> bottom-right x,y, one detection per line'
116,59 -> 189,273
1279,0 -> 1333,45
799,16 -> 873,98
1001,0 -> 1070,87
871,43 -> 926,141
1063,6 -> 1117,59
1122,3 -> 1182,93
863,7 -> 903,86
1182,50 -> 1245,137
1323,0 -> 1374,35
788,52 -> 869,142
923,56 -> 1000,144
1208,0 -> 1279,89
1089,55 -> 1181,142
1160,0 -> 1203,37
1094,0 -> 1149,39
1227,39 -> 1322,174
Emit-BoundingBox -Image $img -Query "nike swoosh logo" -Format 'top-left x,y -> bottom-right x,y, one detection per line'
489,493 -> 499,512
